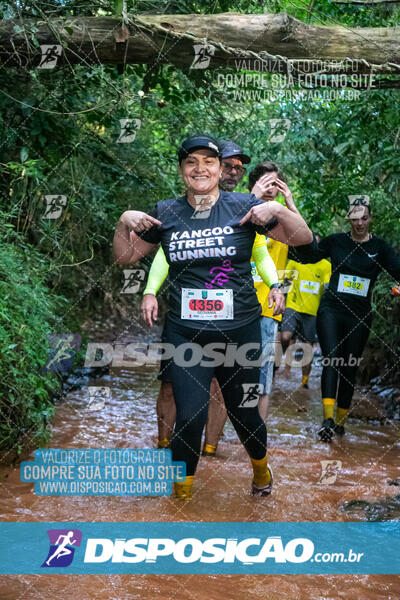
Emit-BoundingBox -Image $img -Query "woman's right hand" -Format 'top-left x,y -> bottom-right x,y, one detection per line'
120,210 -> 162,233
141,294 -> 159,326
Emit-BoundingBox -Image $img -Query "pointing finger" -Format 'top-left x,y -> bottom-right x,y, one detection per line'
239,210 -> 252,226
148,215 -> 162,227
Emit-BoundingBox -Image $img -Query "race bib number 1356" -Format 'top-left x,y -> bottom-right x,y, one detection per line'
181,288 -> 233,320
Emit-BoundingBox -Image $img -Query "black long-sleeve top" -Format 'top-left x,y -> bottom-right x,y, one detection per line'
291,233 -> 400,317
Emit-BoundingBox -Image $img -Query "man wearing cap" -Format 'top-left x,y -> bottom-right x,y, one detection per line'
219,140 -> 250,192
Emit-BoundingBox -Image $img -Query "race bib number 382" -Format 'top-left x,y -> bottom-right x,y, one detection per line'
337,274 -> 370,297
181,289 -> 233,320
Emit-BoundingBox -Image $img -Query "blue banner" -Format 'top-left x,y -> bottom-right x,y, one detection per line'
0,522 -> 399,574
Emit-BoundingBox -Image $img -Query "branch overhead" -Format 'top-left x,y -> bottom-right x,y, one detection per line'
1,13 -> 399,82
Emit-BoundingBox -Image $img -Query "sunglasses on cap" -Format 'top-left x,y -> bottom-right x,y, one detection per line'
350,197 -> 370,207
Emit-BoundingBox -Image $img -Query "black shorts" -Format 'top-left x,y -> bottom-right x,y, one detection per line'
281,307 -> 317,344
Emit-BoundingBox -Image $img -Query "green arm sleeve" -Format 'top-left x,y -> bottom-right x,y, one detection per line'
143,247 -> 169,296
253,244 -> 279,288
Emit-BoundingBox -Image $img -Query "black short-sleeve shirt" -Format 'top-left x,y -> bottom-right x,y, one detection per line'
139,191 -> 278,330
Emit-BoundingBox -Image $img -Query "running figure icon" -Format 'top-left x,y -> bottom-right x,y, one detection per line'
42,529 -> 82,568
46,531 -> 77,565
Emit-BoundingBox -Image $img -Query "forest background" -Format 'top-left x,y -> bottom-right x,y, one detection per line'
1,0 -> 399,450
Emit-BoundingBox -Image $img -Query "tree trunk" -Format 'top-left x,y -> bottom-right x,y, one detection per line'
1,13 -> 399,78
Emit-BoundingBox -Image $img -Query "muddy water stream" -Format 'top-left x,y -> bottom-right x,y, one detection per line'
0,347 -> 399,599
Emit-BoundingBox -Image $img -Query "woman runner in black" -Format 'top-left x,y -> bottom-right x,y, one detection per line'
114,135 -> 312,499
293,197 -> 400,442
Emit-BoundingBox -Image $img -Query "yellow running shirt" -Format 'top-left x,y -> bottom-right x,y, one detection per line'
251,233 -> 288,322
285,259 -> 331,316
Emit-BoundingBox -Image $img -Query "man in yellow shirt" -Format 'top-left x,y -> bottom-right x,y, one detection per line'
281,250 -> 331,388
247,162 -> 301,420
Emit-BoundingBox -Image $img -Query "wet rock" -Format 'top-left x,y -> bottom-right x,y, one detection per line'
379,388 -> 400,420
64,374 -> 89,391
352,382 -> 400,422
349,394 -> 383,422
65,365 -> 109,384
71,367 -> 97,378
342,499 -> 369,510
371,384 -> 384,394
58,365 -> 110,395
341,495 -> 400,521
377,387 -> 398,398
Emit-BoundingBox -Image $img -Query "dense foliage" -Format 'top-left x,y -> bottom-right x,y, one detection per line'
0,212 -> 65,449
0,0 -> 399,449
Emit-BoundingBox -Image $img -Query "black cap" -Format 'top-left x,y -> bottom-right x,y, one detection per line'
178,135 -> 221,163
220,140 -> 251,164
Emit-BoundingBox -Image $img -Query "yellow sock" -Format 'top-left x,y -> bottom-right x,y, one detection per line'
203,443 -> 217,455
322,398 -> 335,420
158,438 -> 170,449
250,455 -> 271,487
302,374 -> 309,386
335,407 -> 349,426
174,476 -> 194,500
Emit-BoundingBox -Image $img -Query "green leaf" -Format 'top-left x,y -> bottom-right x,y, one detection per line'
114,0 -> 123,15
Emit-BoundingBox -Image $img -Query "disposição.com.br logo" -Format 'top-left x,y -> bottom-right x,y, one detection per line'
41,529 -> 82,568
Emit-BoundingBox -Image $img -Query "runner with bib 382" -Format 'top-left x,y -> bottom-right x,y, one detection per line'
292,196 -> 400,442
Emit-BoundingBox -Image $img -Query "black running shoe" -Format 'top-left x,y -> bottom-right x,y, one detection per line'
318,418 -> 335,442
334,424 -> 345,436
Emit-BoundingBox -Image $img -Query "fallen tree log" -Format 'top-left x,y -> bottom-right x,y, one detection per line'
1,13 -> 399,80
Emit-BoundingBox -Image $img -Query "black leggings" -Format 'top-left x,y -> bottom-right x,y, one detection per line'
316,304 -> 372,409
165,318 -> 267,476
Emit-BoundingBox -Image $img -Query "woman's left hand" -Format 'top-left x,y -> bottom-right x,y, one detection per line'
268,287 -> 285,315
